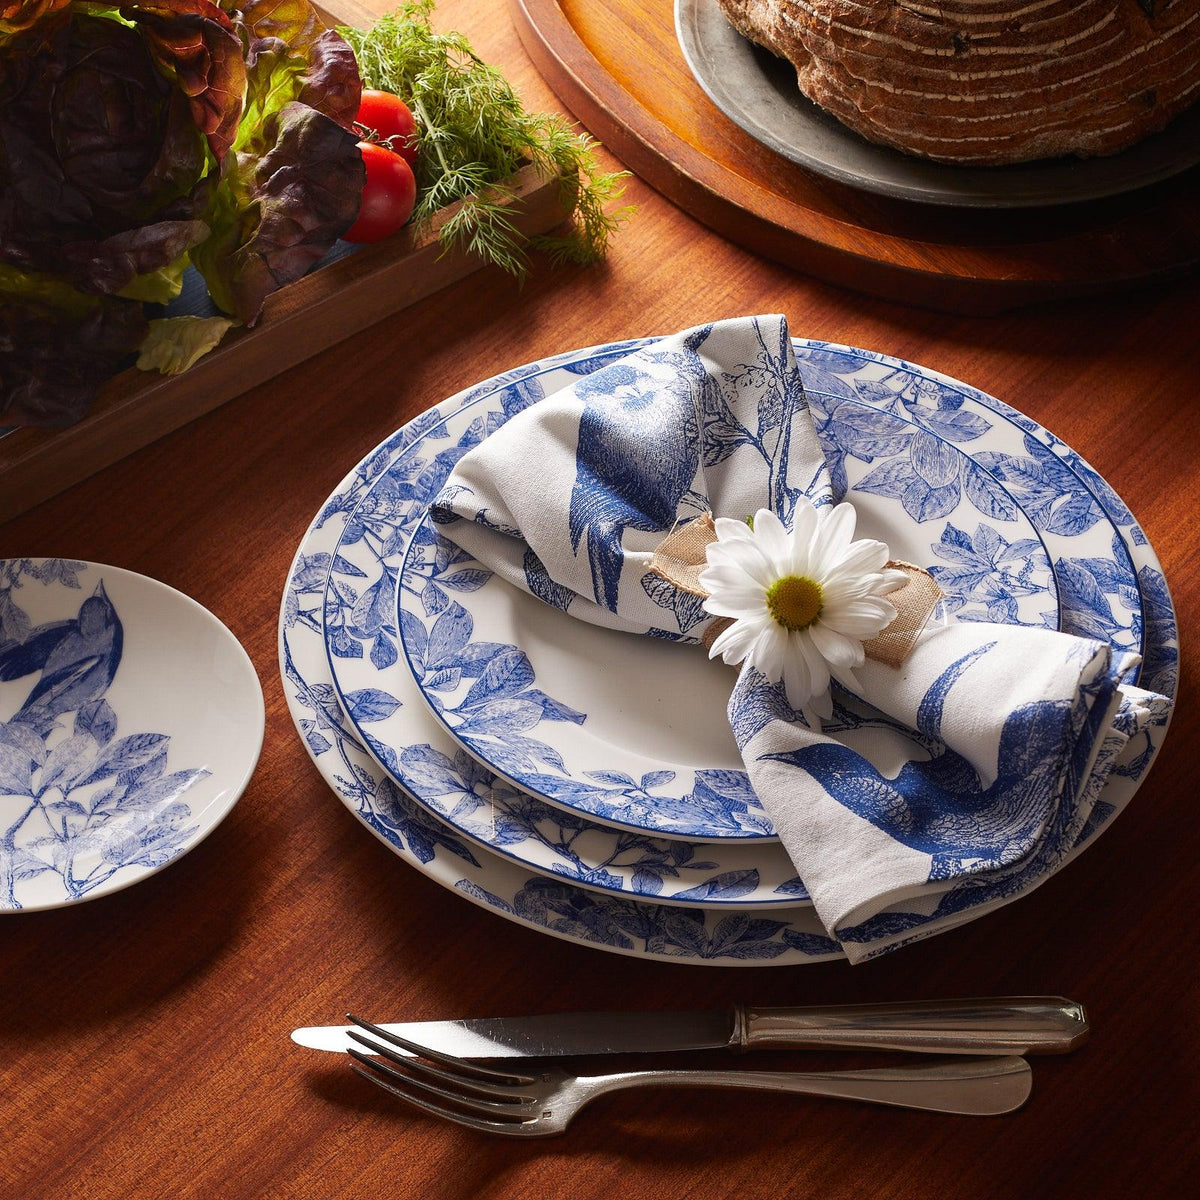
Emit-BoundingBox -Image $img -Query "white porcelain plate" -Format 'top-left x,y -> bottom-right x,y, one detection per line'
1,560 -> 263,912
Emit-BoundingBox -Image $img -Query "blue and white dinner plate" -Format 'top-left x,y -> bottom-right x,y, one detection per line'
2,560 -> 264,912
391,362 -> 1063,841
279,340 -> 1174,962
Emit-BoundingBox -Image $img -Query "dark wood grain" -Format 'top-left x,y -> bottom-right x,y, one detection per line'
1,2 -> 1198,1198
509,0 -> 1200,314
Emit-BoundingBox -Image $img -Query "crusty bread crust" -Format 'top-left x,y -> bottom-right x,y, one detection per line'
716,0 -> 1200,164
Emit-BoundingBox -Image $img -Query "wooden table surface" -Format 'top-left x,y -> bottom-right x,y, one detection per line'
2,3 -> 1198,1197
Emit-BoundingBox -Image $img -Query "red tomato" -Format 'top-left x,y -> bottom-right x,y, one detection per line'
344,142 -> 417,244
355,89 -> 418,167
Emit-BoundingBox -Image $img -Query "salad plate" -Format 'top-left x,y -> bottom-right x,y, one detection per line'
394,386 -> 1059,840
281,343 -> 1174,961
2,560 -> 264,912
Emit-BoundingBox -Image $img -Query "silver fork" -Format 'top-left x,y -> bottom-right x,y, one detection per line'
345,1015 -> 1032,1135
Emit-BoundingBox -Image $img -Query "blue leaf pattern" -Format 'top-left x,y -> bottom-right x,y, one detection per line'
1,560 -> 208,910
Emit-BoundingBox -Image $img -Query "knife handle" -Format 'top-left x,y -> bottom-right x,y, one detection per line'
735,997 -> 1088,1056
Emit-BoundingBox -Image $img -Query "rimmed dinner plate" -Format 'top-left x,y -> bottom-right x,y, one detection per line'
2,560 -> 263,912
675,0 -> 1200,208
279,345 -> 1174,962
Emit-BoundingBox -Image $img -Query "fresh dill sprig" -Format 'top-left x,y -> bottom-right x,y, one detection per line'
340,2 -> 633,275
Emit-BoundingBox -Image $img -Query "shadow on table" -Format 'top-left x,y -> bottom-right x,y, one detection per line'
301,1049 -> 1084,1192
2,804 -> 261,1039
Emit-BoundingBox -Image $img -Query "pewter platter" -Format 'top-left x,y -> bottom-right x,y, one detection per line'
676,0 -> 1200,209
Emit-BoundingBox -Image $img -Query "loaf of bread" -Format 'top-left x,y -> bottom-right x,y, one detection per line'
715,0 -> 1200,164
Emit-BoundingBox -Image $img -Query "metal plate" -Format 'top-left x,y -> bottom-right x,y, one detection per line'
675,0 -> 1200,209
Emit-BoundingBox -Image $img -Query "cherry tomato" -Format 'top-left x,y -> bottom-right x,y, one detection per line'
344,142 -> 417,244
355,89 -> 418,167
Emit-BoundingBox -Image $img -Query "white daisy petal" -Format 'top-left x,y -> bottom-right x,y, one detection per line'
786,499 -> 818,576
696,562 -> 762,591
832,664 -> 862,695
808,622 -> 864,669
703,599 -> 770,622
708,615 -> 766,663
824,538 -> 890,579
780,640 -> 814,709
808,503 -> 857,574
808,686 -> 834,721
711,516 -> 756,544
795,630 -> 830,698
822,599 -> 897,639
700,587 -> 767,611
750,622 -> 788,683
751,509 -> 790,561
705,537 -> 777,590
819,575 -> 885,605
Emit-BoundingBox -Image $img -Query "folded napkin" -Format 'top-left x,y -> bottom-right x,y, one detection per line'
430,316 -> 1167,961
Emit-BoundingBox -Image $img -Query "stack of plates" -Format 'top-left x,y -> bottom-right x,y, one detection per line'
279,338 -> 1177,965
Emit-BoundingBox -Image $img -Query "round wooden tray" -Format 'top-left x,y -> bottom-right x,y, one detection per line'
509,0 -> 1200,314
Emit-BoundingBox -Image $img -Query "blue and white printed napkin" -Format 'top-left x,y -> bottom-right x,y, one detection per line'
430,316 -> 1167,961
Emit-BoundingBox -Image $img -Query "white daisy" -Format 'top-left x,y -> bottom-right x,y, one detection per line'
698,499 -> 909,717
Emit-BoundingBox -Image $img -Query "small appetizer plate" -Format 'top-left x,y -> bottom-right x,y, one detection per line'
0,559 -> 264,912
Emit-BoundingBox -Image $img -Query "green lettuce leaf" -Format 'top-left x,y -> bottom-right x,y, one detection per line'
232,0 -> 362,129
116,254 -> 191,304
193,101 -> 363,324
137,313 -> 235,373
188,0 -> 364,324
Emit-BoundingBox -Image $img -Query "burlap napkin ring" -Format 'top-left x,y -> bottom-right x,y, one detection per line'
649,513 -> 944,668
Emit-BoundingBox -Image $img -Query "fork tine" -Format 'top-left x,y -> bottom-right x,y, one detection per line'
349,1049 -> 538,1113
347,1033 -> 536,1104
345,1014 -> 538,1084
350,1065 -> 535,1136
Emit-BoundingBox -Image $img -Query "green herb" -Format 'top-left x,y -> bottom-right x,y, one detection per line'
340,2 -> 633,275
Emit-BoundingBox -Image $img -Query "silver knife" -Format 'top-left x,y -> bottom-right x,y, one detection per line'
291,997 -> 1088,1058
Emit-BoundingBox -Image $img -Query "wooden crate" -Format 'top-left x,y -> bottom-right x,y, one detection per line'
0,1 -> 572,520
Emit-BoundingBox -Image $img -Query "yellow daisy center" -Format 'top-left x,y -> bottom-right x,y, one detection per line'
765,574 -> 823,631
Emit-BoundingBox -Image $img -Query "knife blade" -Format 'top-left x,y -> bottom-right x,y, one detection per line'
292,1008 -> 733,1058
291,997 -> 1088,1058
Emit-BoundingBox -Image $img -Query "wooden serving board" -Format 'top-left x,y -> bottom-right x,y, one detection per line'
510,0 -> 1200,315
0,0 -> 571,522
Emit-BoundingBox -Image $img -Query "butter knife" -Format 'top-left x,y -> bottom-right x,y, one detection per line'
291,996 -> 1088,1058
